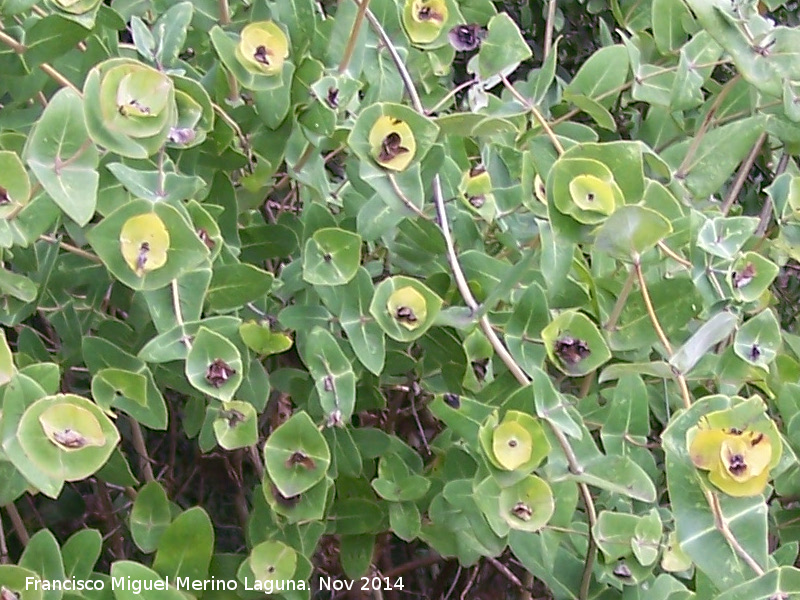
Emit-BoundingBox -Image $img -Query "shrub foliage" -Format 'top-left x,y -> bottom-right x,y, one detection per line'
1,0 -> 800,599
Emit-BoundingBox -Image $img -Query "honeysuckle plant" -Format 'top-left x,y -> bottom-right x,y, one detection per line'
5,0 -> 800,598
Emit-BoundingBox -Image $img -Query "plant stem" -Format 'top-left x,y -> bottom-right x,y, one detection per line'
634,259 -> 692,409
675,75 -> 740,180
217,0 -> 231,24
544,0 -> 557,60
707,490 -> 765,575
500,75 -> 564,155
657,241 -> 692,268
604,265 -> 636,331
756,151 -> 790,237
4,502 -> 29,546
171,279 -> 185,328
0,29 -> 81,92
721,131 -> 767,215
39,235 -> 102,263
129,417 -> 155,482
338,0 -> 371,74
425,78 -> 476,115
0,512 -> 8,563
388,173 -> 428,219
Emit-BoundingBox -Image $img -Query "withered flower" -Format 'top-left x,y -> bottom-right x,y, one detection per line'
286,450 -> 316,470
206,358 -> 236,388
554,336 -> 591,365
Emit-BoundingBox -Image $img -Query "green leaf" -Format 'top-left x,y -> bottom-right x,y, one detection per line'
734,309 -> 782,370
336,268 -> 386,376
595,205 -> 673,261
153,2 -> 193,68
663,116 -> 768,198
697,216 -> 759,260
25,88 -> 99,226
152,507 -> 214,581
24,14 -> 88,67
564,45 -> 630,108
105,163 -> 205,203
83,337 -> 168,429
238,321 -> 293,356
206,263 -> 274,312
263,411 -> 330,497
130,481 -> 172,553
302,227 -> 362,286
302,327 -> 357,423
62,529 -> 102,580
474,12 -> 532,81
652,0 -> 692,53
0,327 -> 16,386
574,454 -> 658,502
185,327 -> 243,401
670,311 -> 739,374
111,561 -> 185,600
19,530 -> 64,600
213,400 -> 258,450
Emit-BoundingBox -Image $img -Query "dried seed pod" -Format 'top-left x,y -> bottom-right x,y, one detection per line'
326,87 -> 339,108
448,24 -> 487,51
443,393 -> 460,408
168,127 -> 197,145
378,132 -> 410,163
554,336 -> 591,365
733,263 -> 756,288
197,228 -> 216,250
206,358 -> 236,388
395,305 -> 418,324
1,586 -> 20,600
52,428 -> 87,449
253,44 -> 272,65
511,502 -> 533,521
286,451 -> 316,470
136,242 -> 150,275
222,409 -> 246,427
613,562 -> 632,579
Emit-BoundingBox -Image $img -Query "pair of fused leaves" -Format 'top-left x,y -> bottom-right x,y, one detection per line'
87,199 -> 209,291
688,399 -> 782,497
2,382 -> 119,498
542,310 -> 612,377
476,411 -> 555,532
211,21 -> 291,91
84,57 -> 213,159
370,275 -> 443,342
402,0 -> 461,48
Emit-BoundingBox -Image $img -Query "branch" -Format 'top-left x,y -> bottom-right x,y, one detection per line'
634,259 -> 692,409
338,0 -> 371,74
720,131 -> 767,215
0,29 -> 80,93
500,75 -> 564,155
129,417 -> 155,483
708,491 -> 765,575
39,235 -> 102,263
675,75 -> 740,180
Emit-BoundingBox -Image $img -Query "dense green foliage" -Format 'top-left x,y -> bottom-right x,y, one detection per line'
2,0 -> 800,599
